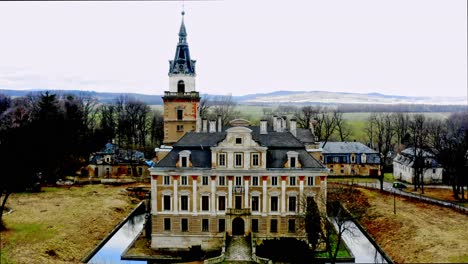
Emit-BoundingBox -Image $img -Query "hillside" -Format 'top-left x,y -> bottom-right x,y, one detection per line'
0,89 -> 466,106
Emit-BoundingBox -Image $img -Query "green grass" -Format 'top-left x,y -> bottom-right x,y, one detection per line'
9,223 -> 56,244
383,173 -> 394,182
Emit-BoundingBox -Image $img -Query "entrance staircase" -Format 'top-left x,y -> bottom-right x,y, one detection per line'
224,235 -> 255,263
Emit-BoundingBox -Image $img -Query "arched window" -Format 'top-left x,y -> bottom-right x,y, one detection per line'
177,80 -> 185,93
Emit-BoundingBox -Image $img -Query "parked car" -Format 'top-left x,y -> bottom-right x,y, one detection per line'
393,182 -> 407,189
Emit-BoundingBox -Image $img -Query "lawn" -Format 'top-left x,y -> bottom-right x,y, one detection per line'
357,188 -> 468,263
0,184 -> 139,264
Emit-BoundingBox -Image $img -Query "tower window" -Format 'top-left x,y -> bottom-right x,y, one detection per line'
177,80 -> 185,93
177,109 -> 183,120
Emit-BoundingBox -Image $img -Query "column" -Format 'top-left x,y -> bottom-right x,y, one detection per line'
151,175 -> 157,215
211,176 -> 216,215
244,176 -> 250,208
173,175 -> 179,214
192,176 -> 198,215
262,176 -> 267,215
299,176 -> 304,213
228,176 -> 233,208
281,176 -> 286,214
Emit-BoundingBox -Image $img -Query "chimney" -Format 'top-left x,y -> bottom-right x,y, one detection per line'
196,115 -> 201,133
209,120 -> 216,133
272,115 -> 278,131
309,120 -> 316,135
290,118 -> 297,137
217,115 -> 222,132
276,117 -> 282,132
260,120 -> 268,134
202,119 -> 208,133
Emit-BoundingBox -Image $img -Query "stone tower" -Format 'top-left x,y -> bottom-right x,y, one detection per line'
163,11 -> 200,146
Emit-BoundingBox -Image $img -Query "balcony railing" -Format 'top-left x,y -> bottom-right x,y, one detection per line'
163,91 -> 200,99
227,208 -> 251,215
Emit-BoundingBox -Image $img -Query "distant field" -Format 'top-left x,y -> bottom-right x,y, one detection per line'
150,104 -> 453,142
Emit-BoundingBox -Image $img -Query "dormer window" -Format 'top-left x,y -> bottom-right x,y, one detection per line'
235,137 -> 242,145
179,150 -> 191,168
361,153 -> 367,163
286,151 -> 299,168
290,157 -> 296,168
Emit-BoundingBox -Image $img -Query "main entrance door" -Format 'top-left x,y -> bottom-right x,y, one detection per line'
232,217 -> 244,236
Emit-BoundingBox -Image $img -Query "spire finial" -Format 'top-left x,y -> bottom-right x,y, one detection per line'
182,0 -> 185,16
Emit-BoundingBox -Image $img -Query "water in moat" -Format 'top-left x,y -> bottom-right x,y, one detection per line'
336,219 -> 388,264
88,213 -> 146,264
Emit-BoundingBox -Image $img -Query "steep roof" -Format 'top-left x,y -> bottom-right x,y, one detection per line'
156,127 -> 324,169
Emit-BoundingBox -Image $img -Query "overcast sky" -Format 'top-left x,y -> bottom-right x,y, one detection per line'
0,0 -> 466,98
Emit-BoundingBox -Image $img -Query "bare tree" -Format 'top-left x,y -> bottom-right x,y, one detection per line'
319,110 -> 338,148
207,95 -> 240,126
294,106 -> 320,129
198,95 -> 210,119
429,112 -> 468,199
333,110 -> 352,141
408,114 -> 430,193
393,112 -> 410,152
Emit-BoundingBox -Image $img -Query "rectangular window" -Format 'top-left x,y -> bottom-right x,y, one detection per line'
289,176 -> 296,186
218,196 -> 226,211
163,195 -> 171,211
219,219 -> 225,232
219,176 -> 225,186
164,175 -> 170,185
270,196 -> 278,212
289,196 -> 296,212
177,109 -> 183,120
433,168 -> 436,174
252,196 -> 259,212
351,155 -> 355,163
202,219 -> 209,232
235,153 -> 243,167
307,176 -> 314,186
202,196 -> 209,211
181,218 -> 188,232
181,175 -> 188,185
290,157 -> 296,168
270,219 -> 278,233
177,125 -> 184,131
235,137 -> 242,144
202,176 -> 209,185
181,195 -> 189,211
252,176 -> 258,186
235,176 -> 242,186
271,176 -> 278,186
235,196 -> 242,209
252,153 -> 259,167
333,156 -> 339,163
252,219 -> 259,233
288,219 -> 295,233
219,153 -> 226,167
164,218 -> 171,231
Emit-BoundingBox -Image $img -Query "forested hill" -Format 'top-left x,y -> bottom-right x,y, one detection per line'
1,89 -> 466,111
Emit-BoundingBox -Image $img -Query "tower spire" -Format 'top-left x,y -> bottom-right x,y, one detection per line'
169,10 -> 196,75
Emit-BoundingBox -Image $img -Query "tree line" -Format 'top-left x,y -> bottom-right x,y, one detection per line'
0,92 -> 164,227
